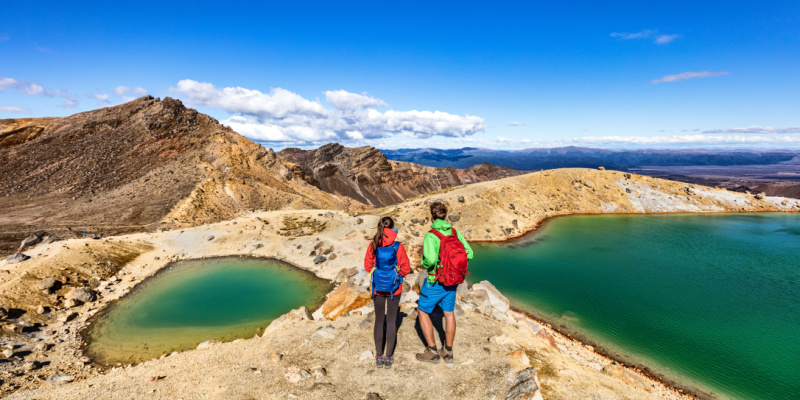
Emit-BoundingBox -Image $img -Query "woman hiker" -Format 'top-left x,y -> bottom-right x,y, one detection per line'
363,216 -> 410,369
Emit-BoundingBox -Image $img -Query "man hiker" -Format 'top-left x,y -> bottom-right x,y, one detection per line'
416,201 -> 473,364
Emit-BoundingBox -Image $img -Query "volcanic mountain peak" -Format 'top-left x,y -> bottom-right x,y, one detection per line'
278,143 -> 524,207
0,97 -> 357,254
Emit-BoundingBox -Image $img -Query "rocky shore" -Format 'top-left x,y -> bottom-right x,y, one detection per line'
1,168 -> 798,399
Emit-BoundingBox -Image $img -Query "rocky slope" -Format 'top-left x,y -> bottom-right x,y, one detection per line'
0,97 -> 359,256
278,143 -> 523,207
1,168 -> 797,399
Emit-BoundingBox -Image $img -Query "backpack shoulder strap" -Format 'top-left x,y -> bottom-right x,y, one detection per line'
429,229 -> 446,240
392,241 -> 400,251
450,228 -> 459,237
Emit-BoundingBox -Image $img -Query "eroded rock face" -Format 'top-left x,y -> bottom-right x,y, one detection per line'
507,367 -> 543,400
320,282 -> 372,320
0,97 -> 358,256
277,144 -> 523,207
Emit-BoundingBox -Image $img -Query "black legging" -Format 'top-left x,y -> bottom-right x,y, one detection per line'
373,294 -> 401,357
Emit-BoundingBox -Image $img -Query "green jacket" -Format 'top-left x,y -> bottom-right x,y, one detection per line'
422,219 -> 474,284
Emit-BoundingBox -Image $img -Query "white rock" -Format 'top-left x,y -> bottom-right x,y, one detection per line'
359,350 -> 374,361
196,340 -> 220,350
311,325 -> 339,340
472,281 -> 510,313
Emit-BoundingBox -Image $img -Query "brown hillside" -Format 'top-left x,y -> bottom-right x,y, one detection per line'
278,143 -> 524,206
0,97 -> 359,255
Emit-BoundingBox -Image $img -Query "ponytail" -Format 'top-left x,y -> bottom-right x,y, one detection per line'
371,216 -> 394,257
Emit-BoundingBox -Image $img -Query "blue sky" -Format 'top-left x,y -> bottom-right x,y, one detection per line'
1,1 -> 799,150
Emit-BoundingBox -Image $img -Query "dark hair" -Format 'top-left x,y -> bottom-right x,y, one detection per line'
371,216 -> 394,257
430,202 -> 447,221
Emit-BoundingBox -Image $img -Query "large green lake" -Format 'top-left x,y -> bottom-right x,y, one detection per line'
83,257 -> 330,365
469,213 -> 800,400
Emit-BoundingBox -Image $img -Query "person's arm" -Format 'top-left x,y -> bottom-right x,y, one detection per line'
422,232 -> 441,283
364,244 -> 375,272
396,243 -> 411,277
456,229 -> 474,260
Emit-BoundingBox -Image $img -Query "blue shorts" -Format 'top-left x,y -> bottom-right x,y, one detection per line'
418,281 -> 458,313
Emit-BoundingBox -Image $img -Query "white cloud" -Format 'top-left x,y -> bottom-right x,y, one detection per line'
174,79 -> 327,119
508,121 -> 528,127
87,93 -> 110,105
611,30 -> 679,45
0,75 -> 76,102
61,100 -> 77,108
174,80 -> 486,143
114,86 -> 131,96
114,86 -> 149,102
652,71 -> 729,84
324,90 -> 388,110
0,105 -> 31,114
702,126 -> 800,134
610,29 -> 657,40
655,34 -> 679,44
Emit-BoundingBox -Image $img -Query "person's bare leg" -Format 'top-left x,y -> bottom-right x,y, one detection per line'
443,311 -> 456,347
417,309 -> 437,348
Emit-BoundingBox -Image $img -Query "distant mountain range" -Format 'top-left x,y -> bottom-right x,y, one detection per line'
382,146 -> 800,171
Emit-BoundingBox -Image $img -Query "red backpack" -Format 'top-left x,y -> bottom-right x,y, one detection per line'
429,228 -> 470,286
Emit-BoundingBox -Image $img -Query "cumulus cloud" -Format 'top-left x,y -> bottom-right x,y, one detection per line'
652,71 -> 729,84
325,90 -> 388,110
0,105 -> 31,114
702,126 -> 800,134
87,93 -> 110,105
173,80 -> 486,143
0,76 -> 75,101
611,29 -> 679,45
133,87 -> 148,96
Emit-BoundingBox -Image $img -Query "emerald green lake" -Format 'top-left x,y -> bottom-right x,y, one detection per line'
469,213 -> 800,400
83,257 -> 330,365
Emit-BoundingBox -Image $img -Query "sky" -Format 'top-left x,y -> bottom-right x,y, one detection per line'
1,1 -> 799,150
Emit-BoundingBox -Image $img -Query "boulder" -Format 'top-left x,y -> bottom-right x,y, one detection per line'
623,173 -> 632,179
271,353 -> 283,362
0,306 -> 7,319
458,196 -> 465,203
333,268 -> 349,283
509,203 -> 515,210
583,181 -> 593,188
598,166 -> 605,171
320,282 -> 372,320
66,287 -> 96,303
313,255 -> 327,264
5,253 -> 30,263
311,365 -> 328,378
507,367 -> 544,400
38,277 -> 58,292
448,214 -> 461,222
41,235 -> 61,245
755,192 -> 765,200
472,281 -> 510,313
461,289 -> 492,314
41,375 -> 75,386
20,233 -> 43,251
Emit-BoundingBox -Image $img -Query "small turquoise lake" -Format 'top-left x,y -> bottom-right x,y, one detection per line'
83,257 -> 331,365
469,213 -> 800,400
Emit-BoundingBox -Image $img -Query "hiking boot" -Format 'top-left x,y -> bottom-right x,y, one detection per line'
439,346 -> 454,364
384,356 -> 394,369
416,346 -> 441,364
376,356 -> 385,368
